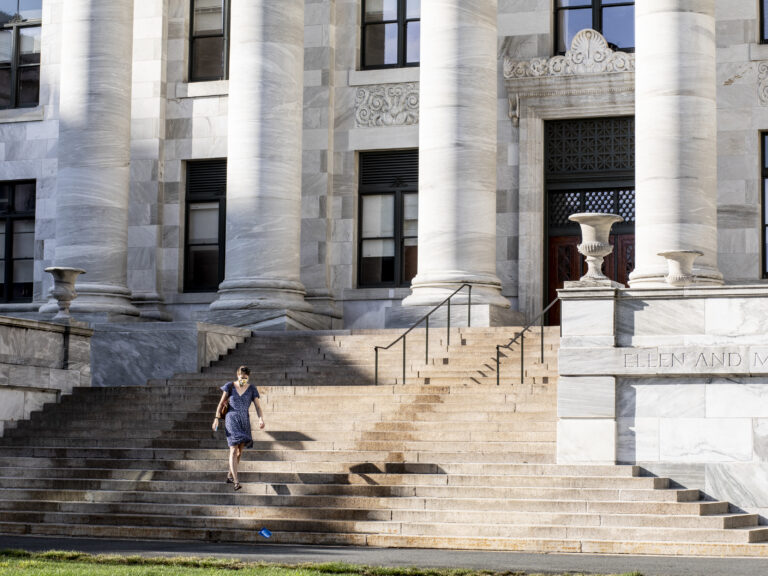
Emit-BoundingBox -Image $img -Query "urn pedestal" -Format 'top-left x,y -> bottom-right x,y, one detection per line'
45,267 -> 85,322
564,213 -> 624,288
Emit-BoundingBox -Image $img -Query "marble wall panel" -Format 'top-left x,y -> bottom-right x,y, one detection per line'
617,417 -> 659,463
617,298 -> 705,340
659,418 -> 752,463
557,419 -> 616,464
706,381 -> 768,418
706,464 -> 768,509
558,376 -> 616,418
618,379 -> 706,418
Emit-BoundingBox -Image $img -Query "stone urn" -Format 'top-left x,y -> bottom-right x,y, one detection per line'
568,213 -> 623,282
657,250 -> 703,287
45,266 -> 85,321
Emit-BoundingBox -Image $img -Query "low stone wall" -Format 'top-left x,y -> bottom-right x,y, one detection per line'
0,316 -> 92,436
558,285 -> 768,519
90,322 -> 251,388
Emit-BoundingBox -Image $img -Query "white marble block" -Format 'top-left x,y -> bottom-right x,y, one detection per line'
557,419 -> 616,464
558,376 -> 616,418
659,418 -> 753,463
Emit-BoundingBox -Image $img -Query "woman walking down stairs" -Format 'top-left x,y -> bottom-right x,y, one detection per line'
0,327 -> 767,556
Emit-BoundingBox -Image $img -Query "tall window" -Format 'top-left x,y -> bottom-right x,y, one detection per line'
189,0 -> 229,82
762,134 -> 768,277
0,1 -> 41,109
361,0 -> 420,69
762,0 -> 768,43
555,0 -> 634,54
358,150 -> 418,287
0,180 -> 35,302
185,160 -> 226,292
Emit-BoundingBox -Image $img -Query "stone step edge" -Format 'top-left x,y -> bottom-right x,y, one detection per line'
1,524 -> 767,555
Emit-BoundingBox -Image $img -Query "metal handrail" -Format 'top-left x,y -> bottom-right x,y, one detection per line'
374,283 -> 472,385
495,297 -> 560,386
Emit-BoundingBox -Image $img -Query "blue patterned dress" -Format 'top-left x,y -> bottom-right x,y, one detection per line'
221,382 -> 259,448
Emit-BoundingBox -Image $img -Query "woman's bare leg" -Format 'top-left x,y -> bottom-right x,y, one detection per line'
229,446 -> 239,484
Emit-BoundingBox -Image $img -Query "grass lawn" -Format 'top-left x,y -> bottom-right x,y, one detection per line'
0,550 -> 643,576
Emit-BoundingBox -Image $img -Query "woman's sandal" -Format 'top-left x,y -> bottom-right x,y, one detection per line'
226,475 -> 234,484
233,482 -> 242,491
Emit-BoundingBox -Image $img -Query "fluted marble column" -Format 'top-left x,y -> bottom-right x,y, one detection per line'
209,0 -> 311,314
403,0 -> 509,308
629,0 -> 723,287
42,0 -> 139,317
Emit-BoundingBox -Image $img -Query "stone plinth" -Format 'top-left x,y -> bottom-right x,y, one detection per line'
0,316 -> 92,436
209,0 -> 311,316
402,0 -> 508,309
558,284 -> 768,518
43,0 -> 139,318
90,322 -> 250,388
630,0 -> 722,287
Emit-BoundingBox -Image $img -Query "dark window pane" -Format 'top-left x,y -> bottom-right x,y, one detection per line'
603,5 -> 634,49
402,238 -> 417,284
188,202 -> 219,244
361,239 -> 395,285
0,67 -> 11,108
18,26 -> 41,65
557,8 -> 591,53
17,66 -> 38,106
19,0 -> 41,21
602,0 -> 631,4
13,182 -> 34,212
361,195 -> 395,238
12,219 -> 33,258
364,22 -> 398,67
0,0 -> 14,25
406,21 -> 420,64
191,36 -> 225,80
406,0 -> 420,19
0,30 -> 12,64
403,193 -> 417,236
186,245 -> 219,291
193,0 -> 224,35
364,0 -> 398,23
765,1 -> 768,42
0,221 -> 5,259
557,0 -> 591,6
0,186 -> 9,214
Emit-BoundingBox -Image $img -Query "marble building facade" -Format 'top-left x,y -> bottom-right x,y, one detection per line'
4,0 -> 768,520
0,0 -> 764,329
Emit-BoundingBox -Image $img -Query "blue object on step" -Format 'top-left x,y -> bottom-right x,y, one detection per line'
258,527 -> 272,538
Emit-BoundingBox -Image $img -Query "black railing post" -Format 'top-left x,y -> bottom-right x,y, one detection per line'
425,314 -> 429,365
447,298 -> 451,347
467,285 -> 472,327
520,332 -> 525,384
402,335 -> 407,386
374,347 -> 379,385
496,345 -> 500,386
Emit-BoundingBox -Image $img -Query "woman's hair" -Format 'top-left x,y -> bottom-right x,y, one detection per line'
238,365 -> 250,376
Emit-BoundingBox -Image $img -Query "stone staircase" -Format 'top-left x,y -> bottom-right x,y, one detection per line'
1,327 -> 767,556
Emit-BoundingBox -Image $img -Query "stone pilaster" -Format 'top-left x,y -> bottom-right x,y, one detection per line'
209,0 -> 312,320
629,0 -> 723,287
42,0 -> 139,319
402,0 -> 509,310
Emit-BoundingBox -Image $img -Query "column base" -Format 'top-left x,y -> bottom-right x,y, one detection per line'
402,274 -> 511,309
385,303 -> 523,329
132,292 -> 173,322
209,278 -> 313,313
38,282 -> 140,321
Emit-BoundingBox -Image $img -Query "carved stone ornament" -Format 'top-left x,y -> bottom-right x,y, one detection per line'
354,82 -> 419,128
503,29 -> 634,80
758,62 -> 768,106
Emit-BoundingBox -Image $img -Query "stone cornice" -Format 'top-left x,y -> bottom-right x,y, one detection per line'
354,82 -> 419,128
504,29 -> 634,80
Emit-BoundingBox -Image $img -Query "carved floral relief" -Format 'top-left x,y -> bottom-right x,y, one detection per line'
354,82 -> 419,128
758,62 -> 768,106
504,29 -> 635,79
